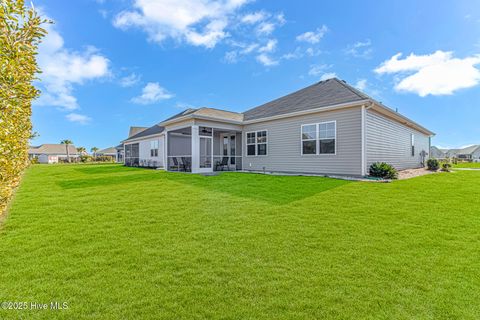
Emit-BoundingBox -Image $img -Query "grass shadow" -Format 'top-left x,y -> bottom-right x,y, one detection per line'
163,172 -> 351,205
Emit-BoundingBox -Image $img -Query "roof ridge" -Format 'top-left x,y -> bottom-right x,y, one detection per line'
331,78 -> 370,100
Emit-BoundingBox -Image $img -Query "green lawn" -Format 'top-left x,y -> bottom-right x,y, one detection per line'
1,164 -> 479,319
453,162 -> 480,168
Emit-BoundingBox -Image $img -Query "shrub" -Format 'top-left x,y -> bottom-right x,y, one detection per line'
441,163 -> 452,172
0,1 -> 47,215
95,156 -> 115,162
80,155 -> 92,163
426,158 -> 440,171
369,162 -> 398,180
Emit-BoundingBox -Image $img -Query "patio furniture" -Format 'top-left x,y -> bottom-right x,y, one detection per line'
171,157 -> 181,171
181,157 -> 191,172
215,157 -> 229,171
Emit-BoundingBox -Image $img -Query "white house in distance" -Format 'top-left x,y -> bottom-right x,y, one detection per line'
431,145 -> 480,162
28,144 -> 79,163
121,78 -> 434,176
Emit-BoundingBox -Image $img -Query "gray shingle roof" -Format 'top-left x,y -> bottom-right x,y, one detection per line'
125,124 -> 165,142
128,126 -> 148,137
97,147 -> 117,154
243,78 -> 369,121
163,108 -> 198,122
28,144 -> 78,155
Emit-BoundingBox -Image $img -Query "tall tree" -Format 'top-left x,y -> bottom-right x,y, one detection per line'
76,146 -> 86,155
0,0 -> 47,214
60,139 -> 73,163
91,147 -> 99,159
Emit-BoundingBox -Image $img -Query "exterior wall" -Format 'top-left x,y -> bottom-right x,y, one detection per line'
472,148 -> 480,162
366,109 -> 430,171
136,136 -> 165,167
242,106 -> 363,175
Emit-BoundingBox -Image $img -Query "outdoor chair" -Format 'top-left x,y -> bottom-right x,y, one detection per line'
215,157 -> 229,171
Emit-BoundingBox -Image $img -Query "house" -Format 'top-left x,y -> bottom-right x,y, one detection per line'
29,144 -> 79,163
115,127 -> 148,164
435,145 -> 480,162
121,78 -> 434,176
430,146 -> 446,159
96,147 -> 119,161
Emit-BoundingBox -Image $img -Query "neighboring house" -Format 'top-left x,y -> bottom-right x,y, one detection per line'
115,127 -> 148,164
29,144 -> 79,163
430,146 -> 446,159
96,147 -> 118,161
121,78 -> 434,176
437,145 -> 480,162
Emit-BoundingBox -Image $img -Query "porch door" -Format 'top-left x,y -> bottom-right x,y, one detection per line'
221,134 -> 236,168
198,136 -> 213,173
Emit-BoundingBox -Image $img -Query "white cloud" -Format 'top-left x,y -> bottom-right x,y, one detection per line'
345,39 -> 372,58
308,64 -> 331,76
256,54 -> 278,66
66,113 -> 91,125
375,51 -> 480,96
258,39 -> 277,53
256,22 -> 275,35
113,0 -> 249,48
319,72 -> 337,81
224,51 -> 238,63
355,79 -> 367,90
241,11 -> 266,24
35,22 -> 110,110
119,73 -> 141,87
132,82 -> 174,104
296,25 -> 328,44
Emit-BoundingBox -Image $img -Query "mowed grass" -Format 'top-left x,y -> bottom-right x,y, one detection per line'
453,162 -> 480,168
1,164 -> 479,319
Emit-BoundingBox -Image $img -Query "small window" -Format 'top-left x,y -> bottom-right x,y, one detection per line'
301,121 -> 336,155
301,124 -> 317,154
150,140 -> 159,157
411,134 -> 415,156
246,130 -> 267,156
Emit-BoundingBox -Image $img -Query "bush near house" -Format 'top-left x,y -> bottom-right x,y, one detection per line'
427,158 -> 440,171
441,163 -> 452,172
369,162 -> 398,179
0,1 -> 46,215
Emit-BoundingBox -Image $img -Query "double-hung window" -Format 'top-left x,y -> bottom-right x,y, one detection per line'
150,140 -> 159,157
246,130 -> 267,156
411,134 -> 415,156
301,121 -> 336,155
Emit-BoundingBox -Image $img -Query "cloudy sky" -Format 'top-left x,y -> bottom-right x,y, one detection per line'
32,0 -> 480,150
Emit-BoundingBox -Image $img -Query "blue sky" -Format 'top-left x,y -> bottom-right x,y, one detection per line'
32,0 -> 480,150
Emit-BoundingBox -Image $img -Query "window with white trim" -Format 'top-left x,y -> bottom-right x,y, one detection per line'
150,140 -> 159,157
301,121 -> 336,155
246,130 -> 267,156
411,133 -> 415,157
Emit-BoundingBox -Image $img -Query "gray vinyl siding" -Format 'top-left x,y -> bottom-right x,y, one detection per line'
366,109 -> 430,171
242,106 -> 363,175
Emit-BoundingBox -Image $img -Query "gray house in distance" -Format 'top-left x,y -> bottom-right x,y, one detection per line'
121,78 -> 434,176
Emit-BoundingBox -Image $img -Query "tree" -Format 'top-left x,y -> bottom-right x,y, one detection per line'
91,147 -> 99,160
60,139 -> 73,163
0,0 -> 47,214
76,147 -> 86,155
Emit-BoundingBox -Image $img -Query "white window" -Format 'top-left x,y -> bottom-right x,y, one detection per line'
301,121 -> 336,155
246,130 -> 267,156
150,140 -> 159,157
411,134 -> 415,157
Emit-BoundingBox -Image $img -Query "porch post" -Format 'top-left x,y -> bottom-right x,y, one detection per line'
164,131 -> 168,170
191,125 -> 199,173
